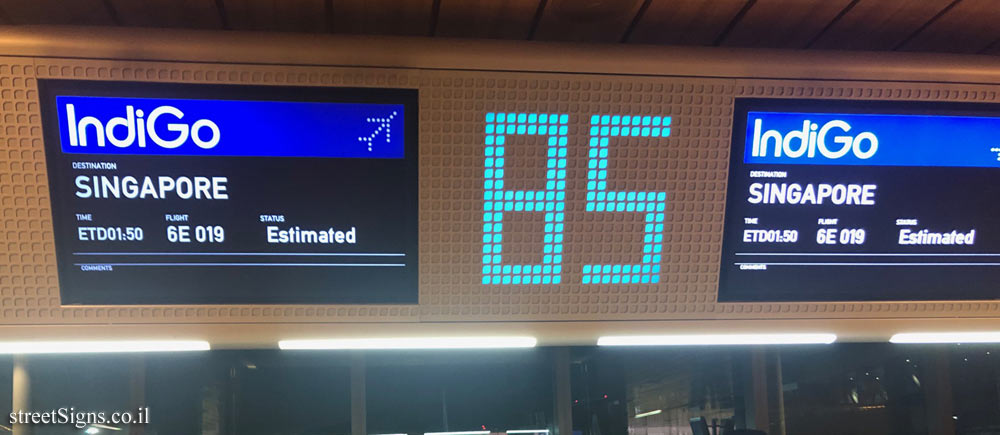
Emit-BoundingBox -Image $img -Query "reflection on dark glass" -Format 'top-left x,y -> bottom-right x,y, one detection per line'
572,348 -> 739,435
949,345 -> 1000,434
0,351 -> 352,435
366,350 -> 553,435
776,344 -> 927,435
145,352 -> 215,435
0,344 -> 990,435
28,354 -> 133,435
572,344 -> 1000,435
0,356 -> 11,428
230,351 -> 352,435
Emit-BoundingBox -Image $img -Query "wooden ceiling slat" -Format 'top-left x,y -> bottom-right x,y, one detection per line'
333,0 -> 435,36
899,0 -> 1000,54
533,0 -> 648,43
226,0 -> 327,33
628,0 -> 746,46
810,0 -> 954,51
721,0 -> 853,48
436,0 -> 541,39
0,0 -> 994,56
0,0 -> 114,26
112,0 -> 222,29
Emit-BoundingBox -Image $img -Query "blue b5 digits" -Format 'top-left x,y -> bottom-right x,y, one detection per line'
483,112 -> 671,285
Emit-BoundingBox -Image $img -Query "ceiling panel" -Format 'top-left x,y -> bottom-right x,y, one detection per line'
721,0 -> 853,48
112,0 -> 222,29
899,0 -> 1000,54
0,0 -> 113,26
0,0 -> 993,55
534,0 -> 647,43
333,0 -> 434,36
628,0 -> 747,46
225,0 -> 327,33
811,0 -> 953,51
436,0 -> 540,39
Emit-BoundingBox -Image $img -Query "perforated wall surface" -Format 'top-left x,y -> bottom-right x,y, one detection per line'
2,56 -> 999,326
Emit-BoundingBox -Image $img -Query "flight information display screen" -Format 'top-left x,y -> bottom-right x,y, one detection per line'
39,80 -> 418,305
719,99 -> 1000,302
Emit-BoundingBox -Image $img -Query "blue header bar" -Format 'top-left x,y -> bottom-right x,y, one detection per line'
745,111 -> 1000,168
56,95 -> 405,158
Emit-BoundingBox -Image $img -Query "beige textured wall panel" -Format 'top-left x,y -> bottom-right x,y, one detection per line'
0,55 -> 998,331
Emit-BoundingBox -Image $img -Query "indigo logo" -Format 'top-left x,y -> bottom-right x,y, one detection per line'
751,118 -> 877,160
65,104 -> 221,150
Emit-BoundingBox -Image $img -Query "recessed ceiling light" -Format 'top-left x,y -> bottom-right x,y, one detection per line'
890,332 -> 1000,344
279,336 -> 537,350
597,333 -> 837,346
0,340 -> 210,354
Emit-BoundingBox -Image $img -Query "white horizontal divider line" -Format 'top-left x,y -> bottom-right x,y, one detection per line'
74,263 -> 405,267
736,253 -> 1000,256
74,252 -> 405,256
735,262 -> 1000,266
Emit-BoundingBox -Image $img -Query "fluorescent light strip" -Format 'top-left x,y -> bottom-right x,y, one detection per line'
507,430 -> 550,434
635,409 -> 662,419
279,336 -> 537,350
424,431 -> 490,435
0,340 -> 210,354
890,332 -> 1000,344
597,333 -> 837,346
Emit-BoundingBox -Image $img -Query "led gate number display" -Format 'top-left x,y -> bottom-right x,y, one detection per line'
483,112 -> 670,285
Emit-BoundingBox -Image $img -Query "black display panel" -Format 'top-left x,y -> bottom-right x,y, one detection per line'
719,98 -> 1000,302
39,80 -> 418,305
